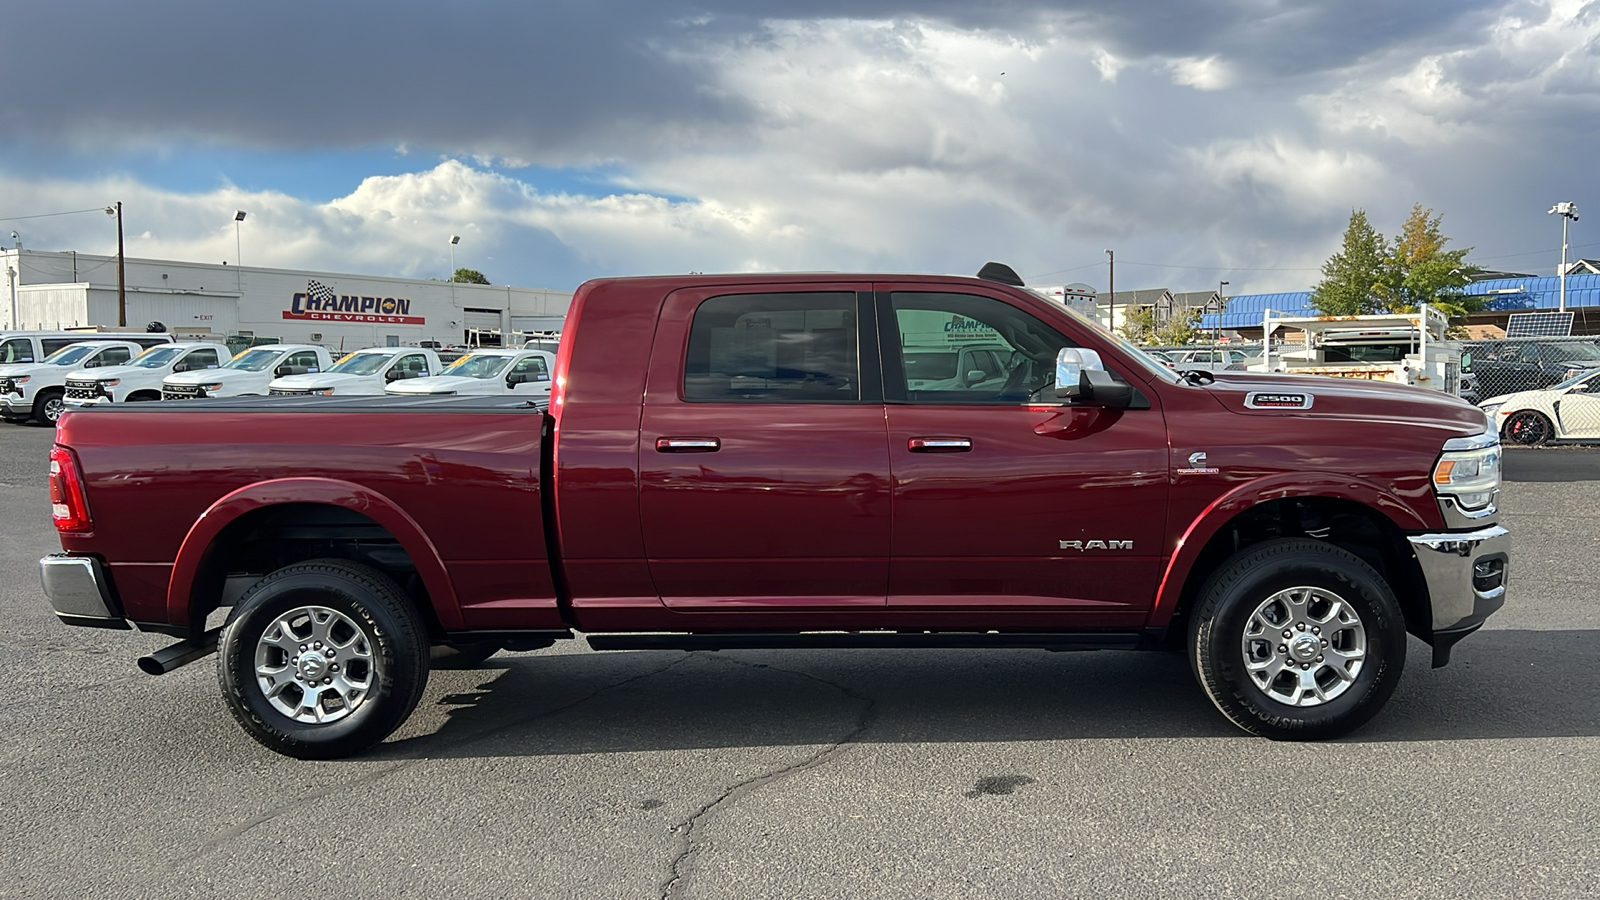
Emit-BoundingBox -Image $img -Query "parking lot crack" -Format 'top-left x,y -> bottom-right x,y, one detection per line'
658,658 -> 876,900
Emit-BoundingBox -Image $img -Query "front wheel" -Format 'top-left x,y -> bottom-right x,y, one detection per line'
31,388 -> 65,426
218,559 -> 430,759
1503,410 -> 1553,446
1189,539 -> 1406,740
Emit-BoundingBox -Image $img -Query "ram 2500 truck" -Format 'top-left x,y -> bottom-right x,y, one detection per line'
39,266 -> 1509,759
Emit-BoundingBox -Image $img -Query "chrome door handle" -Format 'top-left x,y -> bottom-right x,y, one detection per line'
656,437 -> 721,452
908,437 -> 972,452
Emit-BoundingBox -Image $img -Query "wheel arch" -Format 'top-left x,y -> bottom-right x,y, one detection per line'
167,478 -> 461,635
1151,477 -> 1432,648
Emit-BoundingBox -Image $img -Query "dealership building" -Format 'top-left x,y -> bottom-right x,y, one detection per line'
1,247 -> 573,350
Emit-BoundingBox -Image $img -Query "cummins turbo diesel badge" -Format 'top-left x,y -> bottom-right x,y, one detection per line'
1244,391 -> 1314,410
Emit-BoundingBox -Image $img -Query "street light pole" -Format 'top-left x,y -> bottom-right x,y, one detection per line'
1549,201 -> 1579,313
1104,248 -> 1115,334
449,234 -> 461,309
1217,280 -> 1229,344
234,210 -> 247,293
105,201 -> 125,327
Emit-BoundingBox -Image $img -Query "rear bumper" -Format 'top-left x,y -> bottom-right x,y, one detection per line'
1407,524 -> 1509,666
39,554 -> 130,629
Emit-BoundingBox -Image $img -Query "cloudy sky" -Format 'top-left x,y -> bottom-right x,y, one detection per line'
1,0 -> 1596,295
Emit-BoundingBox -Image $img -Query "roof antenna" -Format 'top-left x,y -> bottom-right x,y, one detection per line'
977,262 -> 1024,286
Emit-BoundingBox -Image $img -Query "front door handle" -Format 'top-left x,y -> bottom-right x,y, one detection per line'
656,437 -> 721,452
908,437 -> 972,452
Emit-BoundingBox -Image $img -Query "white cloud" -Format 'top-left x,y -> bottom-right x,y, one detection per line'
1166,55 -> 1234,90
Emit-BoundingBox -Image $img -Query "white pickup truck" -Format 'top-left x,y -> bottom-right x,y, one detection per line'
1249,306 -> 1468,399
1,339 -> 158,425
162,344 -> 334,400
384,348 -> 555,401
268,347 -> 441,396
64,343 -> 232,408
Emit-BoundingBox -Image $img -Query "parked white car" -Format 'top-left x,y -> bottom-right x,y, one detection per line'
385,349 -> 555,400
162,344 -> 334,400
268,347 -> 441,396
0,339 -> 155,425
1479,368 -> 1600,445
64,342 -> 232,407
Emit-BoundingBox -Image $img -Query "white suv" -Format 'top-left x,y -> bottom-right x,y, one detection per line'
64,343 -> 232,407
163,344 -> 333,399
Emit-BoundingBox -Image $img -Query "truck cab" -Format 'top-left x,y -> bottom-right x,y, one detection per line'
268,347 -> 440,396
384,348 -> 554,400
0,339 -> 157,424
64,342 -> 231,407
163,344 -> 334,399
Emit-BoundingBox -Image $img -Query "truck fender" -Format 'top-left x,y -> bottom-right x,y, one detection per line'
1148,472 -> 1432,628
165,477 -> 462,629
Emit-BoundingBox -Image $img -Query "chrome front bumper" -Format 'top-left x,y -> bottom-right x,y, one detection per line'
1407,524 -> 1509,665
1,394 -> 30,414
39,554 -> 129,629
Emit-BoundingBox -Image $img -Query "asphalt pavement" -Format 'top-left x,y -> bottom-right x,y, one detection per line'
1,423 -> 1597,899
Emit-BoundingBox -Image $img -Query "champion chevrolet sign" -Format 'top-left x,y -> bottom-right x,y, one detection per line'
283,291 -> 426,325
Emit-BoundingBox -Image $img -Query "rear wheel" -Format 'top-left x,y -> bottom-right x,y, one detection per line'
218,559 -> 429,759
1503,410 -> 1553,446
1189,539 -> 1406,740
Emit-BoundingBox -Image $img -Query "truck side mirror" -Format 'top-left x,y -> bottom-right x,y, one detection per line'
274,365 -> 291,377
1054,348 -> 1104,399
385,368 -> 403,382
507,372 -> 529,386
1078,368 -> 1136,409
172,363 -> 189,373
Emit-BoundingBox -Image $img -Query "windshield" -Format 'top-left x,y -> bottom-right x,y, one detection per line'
1551,369 -> 1600,391
133,346 -> 186,368
42,345 -> 96,366
443,355 -> 512,379
1545,342 -> 1600,362
1055,305 -> 1182,384
223,348 -> 283,371
328,352 -> 395,375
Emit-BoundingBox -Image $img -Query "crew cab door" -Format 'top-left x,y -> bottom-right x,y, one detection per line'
876,286 -> 1170,624
639,285 -> 890,609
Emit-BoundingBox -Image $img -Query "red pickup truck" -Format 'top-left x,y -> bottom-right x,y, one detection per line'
40,266 -> 1509,758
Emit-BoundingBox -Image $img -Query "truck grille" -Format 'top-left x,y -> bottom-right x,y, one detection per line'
162,384 -> 205,400
0,377 -> 13,395
65,380 -> 105,401
268,388 -> 311,396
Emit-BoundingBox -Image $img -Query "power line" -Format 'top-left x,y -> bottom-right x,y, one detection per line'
0,207 -> 107,224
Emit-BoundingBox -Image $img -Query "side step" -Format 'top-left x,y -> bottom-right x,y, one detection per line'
585,632 -> 1142,652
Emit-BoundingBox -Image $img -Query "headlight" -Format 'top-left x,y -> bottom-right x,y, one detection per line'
100,379 -> 120,388
313,387 -> 335,396
200,383 -> 224,392
14,375 -> 30,384
1432,432 -> 1500,513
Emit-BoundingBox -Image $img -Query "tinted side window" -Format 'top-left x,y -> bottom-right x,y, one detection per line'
0,339 -> 33,363
41,338 -> 80,355
285,351 -> 321,370
94,347 -> 133,367
392,354 -> 428,379
684,293 -> 860,402
184,348 -> 220,369
511,356 -> 549,378
888,292 -> 1077,404
133,337 -> 173,348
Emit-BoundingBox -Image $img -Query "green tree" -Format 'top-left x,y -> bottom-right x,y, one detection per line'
1382,203 -> 1482,319
1118,305 -> 1159,344
1310,209 -> 1388,316
451,268 -> 490,284
1158,308 -> 1204,346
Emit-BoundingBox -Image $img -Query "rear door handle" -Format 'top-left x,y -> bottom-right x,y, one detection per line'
656,437 -> 721,452
908,437 -> 972,452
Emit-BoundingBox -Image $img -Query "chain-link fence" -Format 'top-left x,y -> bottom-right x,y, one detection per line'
1466,337 -> 1600,445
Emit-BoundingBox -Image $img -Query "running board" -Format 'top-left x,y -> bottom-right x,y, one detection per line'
584,632 -> 1142,652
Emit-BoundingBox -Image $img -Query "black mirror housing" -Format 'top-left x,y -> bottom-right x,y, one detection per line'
1079,369 -> 1136,409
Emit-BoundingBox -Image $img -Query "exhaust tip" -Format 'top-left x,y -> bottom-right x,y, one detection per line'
137,655 -> 167,676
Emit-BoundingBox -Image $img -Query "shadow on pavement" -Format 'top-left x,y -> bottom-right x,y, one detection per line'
376,627 -> 1600,760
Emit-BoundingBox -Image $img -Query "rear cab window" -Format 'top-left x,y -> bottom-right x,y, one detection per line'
683,292 -> 864,403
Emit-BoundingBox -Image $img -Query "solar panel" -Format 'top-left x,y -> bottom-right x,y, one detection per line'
1505,311 -> 1574,337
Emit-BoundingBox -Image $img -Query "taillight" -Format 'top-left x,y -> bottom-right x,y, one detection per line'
48,446 -> 93,535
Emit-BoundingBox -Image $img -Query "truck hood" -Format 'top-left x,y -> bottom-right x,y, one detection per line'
270,372 -> 377,390
65,364 -> 165,381
165,368 -> 265,386
385,375 -> 496,394
1202,372 -> 1491,438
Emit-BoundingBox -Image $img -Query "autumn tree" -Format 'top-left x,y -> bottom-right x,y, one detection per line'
1311,205 -> 1482,320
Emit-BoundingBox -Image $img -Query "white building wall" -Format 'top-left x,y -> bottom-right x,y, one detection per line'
2,248 -> 573,351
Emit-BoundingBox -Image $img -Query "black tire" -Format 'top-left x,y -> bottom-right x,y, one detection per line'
126,390 -> 161,402
1189,539 -> 1406,740
1502,410 -> 1553,446
429,641 -> 500,669
31,388 -> 65,426
218,559 -> 430,759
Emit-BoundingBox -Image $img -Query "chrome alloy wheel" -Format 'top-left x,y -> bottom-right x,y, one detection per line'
1240,586 -> 1367,707
253,605 -> 380,724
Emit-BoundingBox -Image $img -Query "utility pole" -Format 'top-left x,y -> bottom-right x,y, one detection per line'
1104,248 -> 1115,334
1549,201 -> 1579,313
105,202 -> 126,326
1217,280 -> 1229,344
